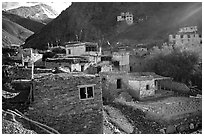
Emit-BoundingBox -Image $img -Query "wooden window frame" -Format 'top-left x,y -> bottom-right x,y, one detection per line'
78,84 -> 95,100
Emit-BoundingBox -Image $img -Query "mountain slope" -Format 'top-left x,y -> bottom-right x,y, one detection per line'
24,2 -> 202,50
6,3 -> 58,24
2,17 -> 34,47
2,11 -> 45,33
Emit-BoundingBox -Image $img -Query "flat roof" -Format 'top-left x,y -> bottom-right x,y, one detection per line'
34,72 -> 97,80
65,42 -> 98,47
128,72 -> 171,81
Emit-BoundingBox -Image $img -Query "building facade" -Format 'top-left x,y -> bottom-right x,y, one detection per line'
117,12 -> 134,25
169,26 -> 202,45
100,72 -> 172,101
28,72 -> 103,134
112,49 -> 130,72
65,42 -> 101,63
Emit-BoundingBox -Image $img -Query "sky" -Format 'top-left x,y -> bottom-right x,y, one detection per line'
2,1 -> 72,14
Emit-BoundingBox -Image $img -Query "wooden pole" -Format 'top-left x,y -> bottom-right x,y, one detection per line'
31,49 -> 34,102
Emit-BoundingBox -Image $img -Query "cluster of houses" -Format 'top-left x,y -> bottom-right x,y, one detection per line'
3,26 -> 199,133
117,12 -> 134,25
6,39 -> 193,102
169,26 -> 202,46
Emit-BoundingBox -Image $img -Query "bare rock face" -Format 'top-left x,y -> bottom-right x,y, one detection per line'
7,4 -> 58,23
104,105 -> 134,133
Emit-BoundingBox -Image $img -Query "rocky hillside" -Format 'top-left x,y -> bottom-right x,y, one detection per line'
2,17 -> 34,47
2,11 -> 45,33
6,3 -> 58,24
24,2 -> 202,50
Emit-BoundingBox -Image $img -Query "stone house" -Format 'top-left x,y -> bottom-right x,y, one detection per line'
28,72 -> 103,134
112,49 -> 130,72
65,42 -> 102,63
127,73 -> 172,100
100,71 -> 172,101
117,12 -> 134,25
169,26 -> 202,46
85,61 -> 113,74
44,57 -> 90,72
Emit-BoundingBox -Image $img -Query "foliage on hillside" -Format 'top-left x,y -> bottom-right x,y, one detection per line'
136,43 -> 201,89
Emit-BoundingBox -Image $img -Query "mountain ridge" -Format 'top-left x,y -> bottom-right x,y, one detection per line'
23,2 -> 202,50
6,3 -> 58,24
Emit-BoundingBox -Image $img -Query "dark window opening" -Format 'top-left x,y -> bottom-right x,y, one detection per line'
200,40 -> 202,44
101,56 -> 112,61
180,35 -> 183,38
80,87 -> 86,99
117,79 -> 122,89
85,46 -> 97,52
146,85 -> 150,90
81,65 -> 84,72
130,66 -> 132,72
68,49 -> 71,54
79,85 -> 94,100
188,35 -> 190,38
87,87 -> 94,98
97,66 -> 101,73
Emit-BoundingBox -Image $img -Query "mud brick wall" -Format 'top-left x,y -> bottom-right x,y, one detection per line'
100,72 -> 130,101
27,73 -> 103,134
139,80 -> 155,99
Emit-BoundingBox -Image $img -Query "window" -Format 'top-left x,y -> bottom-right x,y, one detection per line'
81,65 -> 84,72
87,87 -> 94,98
79,85 -> 95,100
85,46 -> 97,52
146,85 -> 150,90
180,35 -> 183,38
188,35 -> 190,38
67,49 -> 71,54
117,79 -> 122,89
80,87 -> 86,99
199,34 -> 202,38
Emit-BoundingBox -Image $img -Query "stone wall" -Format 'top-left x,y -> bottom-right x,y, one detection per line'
7,67 -> 32,80
100,72 -> 130,101
45,61 -> 70,69
28,73 -> 103,134
101,72 -> 167,101
139,80 -> 155,99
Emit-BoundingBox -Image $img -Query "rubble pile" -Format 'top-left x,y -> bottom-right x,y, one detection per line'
103,105 -> 134,133
2,110 -> 37,134
2,118 -> 36,134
